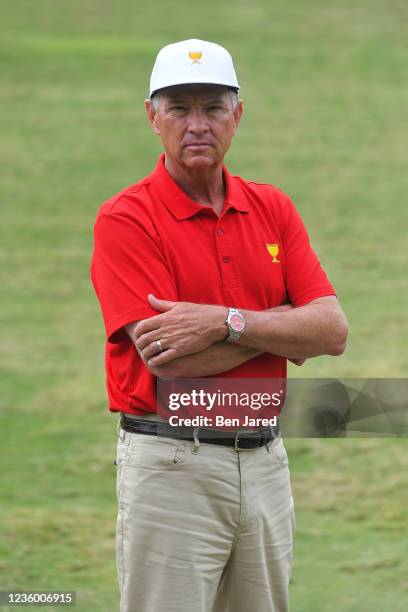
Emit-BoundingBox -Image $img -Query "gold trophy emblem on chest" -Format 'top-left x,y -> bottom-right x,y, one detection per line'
266,243 -> 280,263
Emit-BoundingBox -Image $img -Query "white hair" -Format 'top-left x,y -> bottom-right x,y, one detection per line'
150,88 -> 239,112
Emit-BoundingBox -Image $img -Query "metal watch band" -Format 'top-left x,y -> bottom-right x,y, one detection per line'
225,307 -> 245,343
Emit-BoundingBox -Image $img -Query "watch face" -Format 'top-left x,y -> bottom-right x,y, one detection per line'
230,313 -> 245,332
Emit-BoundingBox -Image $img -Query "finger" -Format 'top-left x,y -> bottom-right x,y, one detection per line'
136,329 -> 162,351
141,339 -> 166,362
148,348 -> 179,367
134,313 -> 164,339
148,293 -> 178,312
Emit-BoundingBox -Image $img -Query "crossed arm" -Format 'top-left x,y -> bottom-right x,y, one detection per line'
125,294 -> 348,379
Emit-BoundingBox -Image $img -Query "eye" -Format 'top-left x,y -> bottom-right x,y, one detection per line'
169,105 -> 187,112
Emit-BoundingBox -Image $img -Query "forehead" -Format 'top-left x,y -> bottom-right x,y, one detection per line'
160,84 -> 232,101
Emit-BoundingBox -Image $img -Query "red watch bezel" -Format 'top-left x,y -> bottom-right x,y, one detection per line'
230,313 -> 245,332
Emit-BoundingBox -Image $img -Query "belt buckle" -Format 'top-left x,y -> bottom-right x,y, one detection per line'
234,429 -> 260,450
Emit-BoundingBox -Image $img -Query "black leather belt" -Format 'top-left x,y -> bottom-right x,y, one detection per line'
120,413 -> 280,450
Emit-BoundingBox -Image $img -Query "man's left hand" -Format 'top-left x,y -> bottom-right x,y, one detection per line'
133,294 -> 227,366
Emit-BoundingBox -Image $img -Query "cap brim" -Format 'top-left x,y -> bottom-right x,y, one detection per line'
150,81 -> 239,98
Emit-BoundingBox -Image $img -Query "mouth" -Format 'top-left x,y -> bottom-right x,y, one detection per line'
184,143 -> 211,148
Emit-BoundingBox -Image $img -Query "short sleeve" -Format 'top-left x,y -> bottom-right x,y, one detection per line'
281,196 -> 336,306
90,211 -> 178,343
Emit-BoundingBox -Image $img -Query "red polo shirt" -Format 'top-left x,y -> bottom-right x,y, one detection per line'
90,153 -> 336,415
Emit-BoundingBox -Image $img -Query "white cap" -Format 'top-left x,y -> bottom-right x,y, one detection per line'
149,38 -> 240,98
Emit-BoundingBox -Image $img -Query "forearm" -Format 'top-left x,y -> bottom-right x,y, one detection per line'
236,297 -> 348,358
149,303 -> 294,378
151,341 -> 261,379
134,298 -> 315,377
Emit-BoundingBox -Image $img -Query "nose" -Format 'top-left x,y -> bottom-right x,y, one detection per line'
186,107 -> 209,135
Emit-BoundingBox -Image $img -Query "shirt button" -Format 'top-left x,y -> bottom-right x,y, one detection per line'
217,228 -> 224,236
223,256 -> 231,264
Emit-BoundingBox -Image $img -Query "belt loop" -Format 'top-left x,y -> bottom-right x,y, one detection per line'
234,429 -> 240,451
266,425 -> 274,452
192,427 -> 200,454
118,415 -> 126,441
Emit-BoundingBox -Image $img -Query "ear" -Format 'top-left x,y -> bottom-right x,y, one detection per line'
145,99 -> 161,135
232,99 -> 244,136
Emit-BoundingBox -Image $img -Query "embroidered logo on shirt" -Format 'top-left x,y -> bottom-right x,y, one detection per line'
188,51 -> 202,64
266,243 -> 280,263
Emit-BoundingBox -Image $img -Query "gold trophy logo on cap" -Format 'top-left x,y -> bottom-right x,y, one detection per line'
188,51 -> 202,63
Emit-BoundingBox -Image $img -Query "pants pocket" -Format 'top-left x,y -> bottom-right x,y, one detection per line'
273,437 -> 289,467
126,435 -> 188,470
115,429 -> 130,503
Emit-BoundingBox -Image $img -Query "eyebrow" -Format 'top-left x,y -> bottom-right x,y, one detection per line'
166,95 -> 225,104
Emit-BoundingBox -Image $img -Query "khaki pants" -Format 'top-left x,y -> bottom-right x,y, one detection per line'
115,420 -> 295,612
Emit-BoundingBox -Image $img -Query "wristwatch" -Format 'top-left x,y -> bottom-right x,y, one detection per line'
225,308 -> 245,342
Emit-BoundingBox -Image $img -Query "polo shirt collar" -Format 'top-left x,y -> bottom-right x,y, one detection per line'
150,153 -> 249,220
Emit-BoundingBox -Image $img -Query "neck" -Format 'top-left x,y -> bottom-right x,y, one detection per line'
164,155 -> 225,210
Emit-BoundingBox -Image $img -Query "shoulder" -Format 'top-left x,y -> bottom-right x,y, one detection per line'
95,175 -> 153,220
92,172 -> 162,243
231,173 -> 294,216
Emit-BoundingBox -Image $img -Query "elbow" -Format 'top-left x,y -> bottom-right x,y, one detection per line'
330,341 -> 347,357
328,318 -> 349,356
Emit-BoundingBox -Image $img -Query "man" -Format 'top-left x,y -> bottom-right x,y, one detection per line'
90,38 -> 348,612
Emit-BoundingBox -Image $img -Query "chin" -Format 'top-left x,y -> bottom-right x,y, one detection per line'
183,153 -> 216,169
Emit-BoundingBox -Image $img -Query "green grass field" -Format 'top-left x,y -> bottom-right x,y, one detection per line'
1,1 -> 407,610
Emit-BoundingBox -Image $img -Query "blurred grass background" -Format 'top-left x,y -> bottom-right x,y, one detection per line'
0,0 -> 407,610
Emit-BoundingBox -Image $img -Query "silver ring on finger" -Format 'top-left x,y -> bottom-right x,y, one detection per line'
156,339 -> 164,353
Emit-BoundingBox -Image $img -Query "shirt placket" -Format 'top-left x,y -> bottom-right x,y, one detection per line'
215,213 -> 238,291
